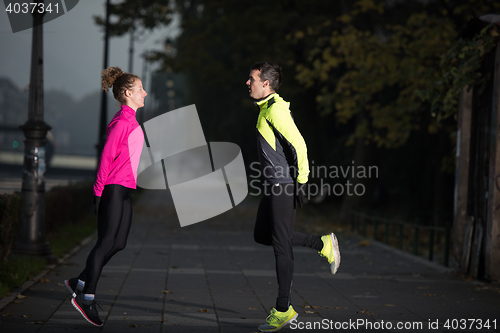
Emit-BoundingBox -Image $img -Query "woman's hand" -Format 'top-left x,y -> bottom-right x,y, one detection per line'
94,196 -> 101,214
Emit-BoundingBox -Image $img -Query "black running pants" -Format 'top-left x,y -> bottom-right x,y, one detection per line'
79,184 -> 133,294
254,183 -> 323,312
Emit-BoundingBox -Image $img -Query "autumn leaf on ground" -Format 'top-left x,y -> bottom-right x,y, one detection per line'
357,309 -> 377,316
16,294 -> 27,299
312,306 -> 323,309
40,277 -> 50,283
129,323 -> 138,327
358,240 -> 371,247
476,286 -> 488,290
305,310 -> 318,314
424,294 -> 436,297
304,305 -> 312,309
236,290 -> 243,293
198,309 -> 209,312
162,290 -> 173,294
2,313 -> 12,316
248,308 -> 257,310
21,314 -> 31,318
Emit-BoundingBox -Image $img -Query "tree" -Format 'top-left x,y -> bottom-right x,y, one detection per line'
93,0 -> 173,37
294,0 -> 500,148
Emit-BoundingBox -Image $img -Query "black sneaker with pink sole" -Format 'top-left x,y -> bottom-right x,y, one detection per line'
71,293 -> 103,327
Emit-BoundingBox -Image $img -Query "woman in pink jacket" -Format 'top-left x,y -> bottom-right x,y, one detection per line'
65,67 -> 146,327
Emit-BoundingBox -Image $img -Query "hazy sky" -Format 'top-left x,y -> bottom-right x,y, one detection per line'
0,1 -> 179,101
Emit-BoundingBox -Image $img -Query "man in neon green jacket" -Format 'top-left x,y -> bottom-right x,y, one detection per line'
246,62 -> 341,332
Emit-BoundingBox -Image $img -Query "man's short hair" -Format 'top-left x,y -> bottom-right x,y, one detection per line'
250,62 -> 282,92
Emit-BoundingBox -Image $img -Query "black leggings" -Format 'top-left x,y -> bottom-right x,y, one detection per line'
254,183 -> 323,312
78,184 -> 133,294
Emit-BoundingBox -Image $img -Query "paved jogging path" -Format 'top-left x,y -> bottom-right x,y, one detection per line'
0,190 -> 499,333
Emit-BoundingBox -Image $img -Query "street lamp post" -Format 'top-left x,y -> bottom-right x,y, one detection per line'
129,26 -> 134,73
15,0 -> 55,262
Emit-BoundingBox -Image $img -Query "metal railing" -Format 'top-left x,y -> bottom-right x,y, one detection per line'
350,209 -> 452,266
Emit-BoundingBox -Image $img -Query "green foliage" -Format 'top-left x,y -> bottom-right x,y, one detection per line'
294,0 -> 500,148
295,2 -> 455,148
0,193 -> 22,262
93,0 -> 173,37
47,215 -> 96,258
419,24 -> 500,121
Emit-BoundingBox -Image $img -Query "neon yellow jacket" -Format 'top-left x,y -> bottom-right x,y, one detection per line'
255,93 -> 309,185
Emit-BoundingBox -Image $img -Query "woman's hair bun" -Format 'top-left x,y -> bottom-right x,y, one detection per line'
101,66 -> 124,92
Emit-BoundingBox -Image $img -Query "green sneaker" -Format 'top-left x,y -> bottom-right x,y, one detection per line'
319,232 -> 341,274
258,305 -> 298,332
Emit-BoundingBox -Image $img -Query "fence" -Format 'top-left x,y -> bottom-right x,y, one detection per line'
350,209 -> 452,266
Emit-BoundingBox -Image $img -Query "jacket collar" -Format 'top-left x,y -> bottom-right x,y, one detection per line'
120,104 -> 136,116
254,93 -> 278,108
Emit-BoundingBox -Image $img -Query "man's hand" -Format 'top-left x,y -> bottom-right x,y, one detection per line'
94,196 -> 101,215
295,182 -> 306,208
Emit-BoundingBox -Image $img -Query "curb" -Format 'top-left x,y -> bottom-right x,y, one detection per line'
366,237 -> 489,286
368,237 -> 454,273
0,232 -> 96,312
370,239 -> 492,286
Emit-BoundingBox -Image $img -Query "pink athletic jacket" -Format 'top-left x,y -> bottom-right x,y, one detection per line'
93,105 -> 144,197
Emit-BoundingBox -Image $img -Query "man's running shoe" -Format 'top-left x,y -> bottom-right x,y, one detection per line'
64,277 -> 81,297
319,232 -> 341,274
258,305 -> 298,332
71,293 -> 103,327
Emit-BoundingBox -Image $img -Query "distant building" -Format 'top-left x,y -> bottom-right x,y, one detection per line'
0,77 -> 28,152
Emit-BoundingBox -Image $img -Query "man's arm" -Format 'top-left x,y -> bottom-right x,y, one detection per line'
266,105 -> 310,184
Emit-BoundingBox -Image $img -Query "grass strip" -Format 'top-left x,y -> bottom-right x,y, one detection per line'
0,215 -> 97,299
46,215 -> 97,258
0,255 -> 47,299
